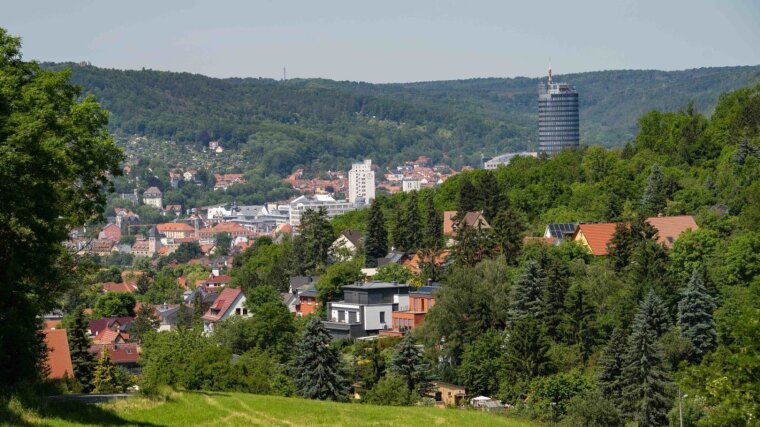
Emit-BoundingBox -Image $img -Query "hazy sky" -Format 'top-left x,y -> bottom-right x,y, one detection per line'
3,0 -> 759,83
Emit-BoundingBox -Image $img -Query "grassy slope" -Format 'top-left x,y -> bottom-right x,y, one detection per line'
6,391 -> 540,427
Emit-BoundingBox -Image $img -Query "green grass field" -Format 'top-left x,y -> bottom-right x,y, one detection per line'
3,391 -> 540,427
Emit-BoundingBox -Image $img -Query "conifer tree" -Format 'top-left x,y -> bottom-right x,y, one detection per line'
130,303 -> 159,342
732,138 -> 757,166
175,303 -> 192,330
491,207 -> 524,265
451,221 -> 488,267
621,294 -> 672,427
638,290 -> 672,338
630,241 -> 672,302
608,222 -> 636,271
292,317 -> 349,401
640,163 -> 669,216
596,328 -> 628,410
192,293 -> 205,329
68,308 -> 96,391
402,191 -> 422,251
508,260 -> 547,324
135,274 -> 150,294
422,191 -> 442,250
391,335 -> 431,395
504,317 -> 552,382
477,171 -> 504,221
563,284 -> 596,362
542,263 -> 569,341
364,199 -> 388,267
678,268 -> 717,362
457,178 -> 478,214
391,206 -> 406,251
92,350 -> 117,393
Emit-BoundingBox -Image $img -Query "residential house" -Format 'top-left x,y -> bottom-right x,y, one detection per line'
43,329 -> 73,379
114,208 -> 140,228
155,303 -> 193,331
169,170 -> 183,188
197,222 -> 253,244
90,344 -> 140,373
90,239 -> 117,257
376,251 -> 410,267
183,169 -> 198,182
381,284 -> 439,337
131,225 -> 161,257
88,317 -> 134,337
572,215 -> 699,256
213,174 -> 246,191
102,281 -> 137,293
443,211 -> 491,237
330,229 -> 363,262
98,223 -> 122,241
402,250 -> 449,275
323,282 -> 410,339
296,286 -> 318,317
142,187 -> 163,208
157,222 -> 196,239
543,223 -> 578,241
201,287 -> 249,334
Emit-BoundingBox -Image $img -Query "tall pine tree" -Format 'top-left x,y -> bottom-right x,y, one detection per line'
491,207 -> 524,266
457,177 -> 478,215
391,335 -> 431,395
391,205 -> 406,252
292,317 -> 349,401
640,163 -> 669,216
621,293 -> 672,427
422,191 -> 442,250
678,268 -> 717,362
92,350 -> 117,393
69,308 -> 96,391
504,317 -> 552,382
476,171 -> 504,221
364,199 -> 388,267
402,191 -> 422,252
508,260 -> 547,324
596,328 -> 628,411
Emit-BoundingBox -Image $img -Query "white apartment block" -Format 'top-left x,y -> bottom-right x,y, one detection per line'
288,195 -> 365,227
348,159 -> 375,203
402,179 -> 421,193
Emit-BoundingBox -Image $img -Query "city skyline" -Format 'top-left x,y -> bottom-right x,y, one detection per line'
2,0 -> 758,83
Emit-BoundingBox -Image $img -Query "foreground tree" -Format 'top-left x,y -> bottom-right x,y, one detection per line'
678,268 -> 717,362
92,350 -> 117,393
596,328 -> 628,410
130,303 -> 159,342
491,207 -> 524,265
0,28 -> 123,385
363,199 -> 388,267
508,260 -> 547,324
69,308 -> 96,391
621,294 -> 672,426
640,162 -> 669,216
422,190 -> 443,250
292,317 -> 349,401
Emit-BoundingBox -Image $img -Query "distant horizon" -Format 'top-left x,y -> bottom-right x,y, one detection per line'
45,61 -> 760,85
4,1 -> 758,83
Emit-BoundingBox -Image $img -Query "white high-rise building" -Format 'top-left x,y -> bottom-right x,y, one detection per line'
348,159 -> 375,203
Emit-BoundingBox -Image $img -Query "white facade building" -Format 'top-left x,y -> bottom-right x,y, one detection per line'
288,195 -> 365,227
484,151 -> 539,169
348,159 -> 375,203
402,179 -> 421,193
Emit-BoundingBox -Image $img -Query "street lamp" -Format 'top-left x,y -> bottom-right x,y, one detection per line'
679,386 -> 688,427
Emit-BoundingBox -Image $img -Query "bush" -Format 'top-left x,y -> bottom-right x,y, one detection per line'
363,374 -> 415,406
561,390 -> 623,427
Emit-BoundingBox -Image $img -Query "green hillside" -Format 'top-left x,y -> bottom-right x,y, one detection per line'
5,391 -> 539,427
44,63 -> 760,172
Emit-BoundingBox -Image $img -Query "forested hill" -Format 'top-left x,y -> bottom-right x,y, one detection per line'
45,62 -> 760,171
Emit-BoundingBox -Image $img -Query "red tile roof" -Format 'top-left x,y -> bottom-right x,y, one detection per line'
647,215 -> 699,248
157,223 -> 195,233
102,281 -> 137,293
44,329 -> 74,379
202,287 -> 243,323
206,275 -> 231,285
443,211 -> 491,236
574,223 -> 620,256
90,343 -> 139,364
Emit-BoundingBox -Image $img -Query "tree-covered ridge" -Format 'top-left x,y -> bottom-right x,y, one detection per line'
43,62 -> 760,172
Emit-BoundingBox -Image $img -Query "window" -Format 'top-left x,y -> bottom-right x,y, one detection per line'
235,308 -> 241,315
380,312 -> 385,323
242,308 -> 248,316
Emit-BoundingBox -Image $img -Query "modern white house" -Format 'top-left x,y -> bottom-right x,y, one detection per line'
201,287 -> 249,334
323,282 -> 410,339
402,178 -> 421,193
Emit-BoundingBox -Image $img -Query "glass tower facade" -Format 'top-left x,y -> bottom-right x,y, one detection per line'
538,74 -> 579,155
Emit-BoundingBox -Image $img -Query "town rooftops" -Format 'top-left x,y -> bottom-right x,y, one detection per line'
157,222 -> 195,232
572,215 -> 699,255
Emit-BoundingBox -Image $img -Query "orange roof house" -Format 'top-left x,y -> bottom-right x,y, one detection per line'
443,211 -> 491,237
402,250 -> 450,275
647,215 -> 699,248
572,223 -> 620,256
44,329 -> 74,379
572,215 -> 699,256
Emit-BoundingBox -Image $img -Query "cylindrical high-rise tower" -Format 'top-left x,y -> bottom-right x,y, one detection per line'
538,68 -> 579,155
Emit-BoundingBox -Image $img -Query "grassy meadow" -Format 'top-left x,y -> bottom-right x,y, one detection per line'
2,391 -> 541,427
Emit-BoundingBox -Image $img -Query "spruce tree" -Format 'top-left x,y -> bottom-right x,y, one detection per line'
508,260 -> 547,324
68,308 -> 96,391
621,294 -> 672,427
630,241 -> 672,303
542,262 -> 570,341
504,317 -> 552,382
477,171 -> 504,221
364,199 -> 388,267
192,293 -> 205,329
402,191 -> 422,252
292,317 -> 349,401
457,177 -> 478,214
130,303 -> 159,341
491,207 -> 524,266
135,274 -> 150,294
678,268 -> 717,362
608,222 -> 635,271
391,335 -> 431,395
563,284 -> 596,362
732,138 -> 757,166
638,290 -> 672,338
640,163 -> 668,216
175,303 -> 192,330
92,350 -> 117,393
422,191 -> 442,250
451,221 -> 481,267
391,206 -> 406,252
596,328 -> 628,411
